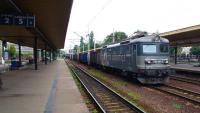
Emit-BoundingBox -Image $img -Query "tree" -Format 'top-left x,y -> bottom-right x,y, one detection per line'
170,47 -> 175,55
8,45 -> 16,58
95,43 -> 102,48
103,31 -> 127,45
177,47 -> 183,55
73,45 -> 78,53
84,43 -> 88,51
190,46 -> 200,55
59,50 -> 66,58
80,37 -> 84,52
170,47 -> 183,55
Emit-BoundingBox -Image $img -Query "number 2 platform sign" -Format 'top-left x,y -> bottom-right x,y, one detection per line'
0,14 -> 35,27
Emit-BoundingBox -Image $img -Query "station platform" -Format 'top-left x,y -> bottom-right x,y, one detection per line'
171,63 -> 200,74
0,59 -> 89,113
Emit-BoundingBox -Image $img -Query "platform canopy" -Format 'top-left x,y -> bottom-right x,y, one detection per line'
160,25 -> 200,46
0,0 -> 73,50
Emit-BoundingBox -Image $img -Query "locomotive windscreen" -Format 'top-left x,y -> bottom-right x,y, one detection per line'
142,44 -> 157,54
160,44 -> 169,53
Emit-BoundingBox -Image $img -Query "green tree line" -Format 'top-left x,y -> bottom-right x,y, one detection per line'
74,31 -> 128,52
73,30 -> 200,56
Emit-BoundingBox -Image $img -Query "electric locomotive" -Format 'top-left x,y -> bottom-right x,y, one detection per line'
78,33 -> 171,84
130,34 -> 170,84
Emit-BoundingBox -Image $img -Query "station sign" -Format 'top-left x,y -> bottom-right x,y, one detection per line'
0,14 -> 35,27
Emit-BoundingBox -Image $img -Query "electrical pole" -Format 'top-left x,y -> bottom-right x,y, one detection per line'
83,42 -> 84,52
112,28 -> 115,43
94,39 -> 96,51
73,32 -> 87,52
87,30 -> 90,65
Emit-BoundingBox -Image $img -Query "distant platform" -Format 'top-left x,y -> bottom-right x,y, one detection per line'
171,63 -> 200,74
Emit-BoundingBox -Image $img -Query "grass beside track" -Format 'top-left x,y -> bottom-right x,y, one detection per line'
86,67 -> 156,113
66,63 -> 98,113
88,68 -> 141,102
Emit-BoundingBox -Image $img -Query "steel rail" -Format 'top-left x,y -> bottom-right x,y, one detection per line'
170,75 -> 200,86
166,85 -> 200,96
152,85 -> 200,105
67,60 -> 145,113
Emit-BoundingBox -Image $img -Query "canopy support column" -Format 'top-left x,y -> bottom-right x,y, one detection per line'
49,50 -> 52,63
45,44 -> 47,65
53,51 -> 55,61
18,41 -> 22,66
174,46 -> 177,64
34,37 -> 38,70
41,49 -> 44,62
2,41 -> 6,63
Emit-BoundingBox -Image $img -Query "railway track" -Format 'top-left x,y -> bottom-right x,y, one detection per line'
152,85 -> 200,105
67,61 -> 145,113
170,75 -> 200,86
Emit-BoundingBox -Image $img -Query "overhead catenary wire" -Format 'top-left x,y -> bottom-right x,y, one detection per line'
87,0 -> 113,27
86,0 -> 112,53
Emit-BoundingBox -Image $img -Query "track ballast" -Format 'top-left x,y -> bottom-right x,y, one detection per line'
67,60 -> 145,113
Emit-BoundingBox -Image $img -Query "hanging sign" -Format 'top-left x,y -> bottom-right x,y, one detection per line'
0,14 -> 35,27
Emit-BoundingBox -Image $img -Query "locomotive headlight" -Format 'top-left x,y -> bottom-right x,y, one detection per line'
163,59 -> 169,64
145,59 -> 152,64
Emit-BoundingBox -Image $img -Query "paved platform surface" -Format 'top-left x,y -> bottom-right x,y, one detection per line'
0,59 -> 89,113
171,63 -> 200,73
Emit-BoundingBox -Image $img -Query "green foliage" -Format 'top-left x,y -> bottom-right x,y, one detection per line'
170,47 -> 175,55
127,91 -> 141,102
177,47 -> 183,55
170,47 -> 183,55
73,45 -> 78,53
78,31 -> 128,51
80,37 -> 84,52
92,109 -> 98,113
190,46 -> 200,55
95,43 -> 102,48
103,31 -> 127,45
22,51 -> 33,59
79,31 -> 95,52
59,50 -> 66,58
8,45 -> 16,58
172,103 -> 183,109
84,43 -> 88,51
89,68 -> 108,81
113,81 -> 128,87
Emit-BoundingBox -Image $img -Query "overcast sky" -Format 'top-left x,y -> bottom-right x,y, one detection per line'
64,0 -> 200,51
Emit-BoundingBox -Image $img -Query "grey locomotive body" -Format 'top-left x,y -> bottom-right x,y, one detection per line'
78,34 -> 171,84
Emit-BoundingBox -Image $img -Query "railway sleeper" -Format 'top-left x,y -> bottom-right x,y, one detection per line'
107,108 -> 133,112
102,100 -> 118,103
104,102 -> 121,106
106,105 -> 126,109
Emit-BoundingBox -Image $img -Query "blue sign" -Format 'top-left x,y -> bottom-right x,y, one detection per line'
0,15 -> 13,25
14,15 -> 27,26
27,16 -> 35,27
0,14 -> 35,27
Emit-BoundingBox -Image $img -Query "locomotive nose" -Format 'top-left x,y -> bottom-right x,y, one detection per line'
163,71 -> 168,75
156,70 -> 161,76
156,70 -> 168,76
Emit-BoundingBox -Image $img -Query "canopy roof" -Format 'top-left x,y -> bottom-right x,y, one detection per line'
0,0 -> 73,50
160,25 -> 200,46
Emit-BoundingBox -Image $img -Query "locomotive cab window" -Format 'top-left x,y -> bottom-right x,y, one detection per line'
160,44 -> 169,53
133,45 -> 136,51
142,44 -> 157,54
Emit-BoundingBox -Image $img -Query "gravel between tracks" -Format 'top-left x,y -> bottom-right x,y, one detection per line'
168,79 -> 200,93
76,62 -> 200,113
